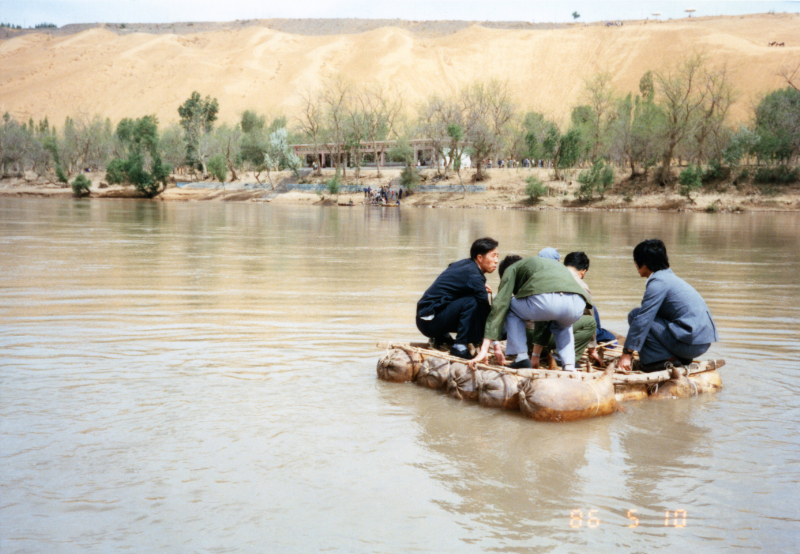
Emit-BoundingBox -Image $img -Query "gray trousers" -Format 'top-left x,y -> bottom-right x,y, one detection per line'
628,308 -> 711,364
506,293 -> 586,366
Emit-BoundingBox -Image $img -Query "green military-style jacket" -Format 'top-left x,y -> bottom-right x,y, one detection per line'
484,257 -> 592,341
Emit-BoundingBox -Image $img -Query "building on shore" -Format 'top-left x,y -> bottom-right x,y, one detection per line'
293,139 -> 437,168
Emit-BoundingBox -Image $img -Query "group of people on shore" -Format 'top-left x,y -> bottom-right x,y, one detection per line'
365,185 -> 403,205
416,238 -> 719,372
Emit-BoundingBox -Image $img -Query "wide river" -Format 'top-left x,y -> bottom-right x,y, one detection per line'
1,197 -> 799,553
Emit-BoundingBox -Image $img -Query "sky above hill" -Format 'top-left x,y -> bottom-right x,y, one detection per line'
3,0 -> 799,27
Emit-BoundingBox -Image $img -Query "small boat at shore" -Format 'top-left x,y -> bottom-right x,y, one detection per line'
376,341 -> 724,422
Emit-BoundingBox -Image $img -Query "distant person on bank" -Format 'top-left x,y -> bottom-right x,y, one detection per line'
470,253 -> 592,370
416,238 -> 501,360
619,239 -> 719,372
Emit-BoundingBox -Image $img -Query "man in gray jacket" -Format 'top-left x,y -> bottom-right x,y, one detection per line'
619,239 -> 719,372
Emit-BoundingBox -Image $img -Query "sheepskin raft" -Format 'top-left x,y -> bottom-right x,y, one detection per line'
519,365 -> 617,422
447,364 -> 482,401
478,370 -> 521,410
416,357 -> 454,389
376,348 -> 422,383
376,342 -> 724,422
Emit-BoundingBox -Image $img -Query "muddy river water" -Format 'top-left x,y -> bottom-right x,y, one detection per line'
1,198 -> 799,552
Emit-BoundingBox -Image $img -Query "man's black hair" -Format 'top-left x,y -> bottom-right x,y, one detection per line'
470,237 -> 499,260
633,239 -> 670,272
564,251 -> 590,272
498,254 -> 523,278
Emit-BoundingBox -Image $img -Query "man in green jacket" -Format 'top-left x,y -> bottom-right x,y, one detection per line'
470,255 -> 592,370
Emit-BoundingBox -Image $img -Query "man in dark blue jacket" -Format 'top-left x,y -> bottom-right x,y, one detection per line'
619,239 -> 719,372
416,238 -> 499,359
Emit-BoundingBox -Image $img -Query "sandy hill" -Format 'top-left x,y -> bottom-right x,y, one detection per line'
0,13 -> 798,127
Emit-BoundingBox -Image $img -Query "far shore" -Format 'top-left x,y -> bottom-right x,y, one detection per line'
2,167 -> 799,213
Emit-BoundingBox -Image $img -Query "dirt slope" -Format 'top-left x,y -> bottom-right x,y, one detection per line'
0,13 -> 797,126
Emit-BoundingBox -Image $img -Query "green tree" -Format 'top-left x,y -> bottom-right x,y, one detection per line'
71,174 -> 91,197
207,154 -> 227,182
522,111 -> 558,162
579,72 -> 616,160
178,91 -> 219,175
264,127 -> 302,187
160,123 -> 187,170
241,110 -> 266,134
447,123 -> 469,196
576,159 -> 614,201
572,11 -> 580,20
722,126 -> 760,168
387,136 -> 414,166
105,115 -> 171,197
639,70 -> 655,102
212,124 -> 242,181
543,126 -> 584,179
611,89 -> 665,177
0,114 -> 49,176
678,164 -> 703,202
753,87 -> 800,165
525,175 -> 547,202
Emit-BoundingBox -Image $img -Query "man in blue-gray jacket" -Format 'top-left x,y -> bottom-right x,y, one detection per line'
416,238 -> 500,359
619,239 -> 719,372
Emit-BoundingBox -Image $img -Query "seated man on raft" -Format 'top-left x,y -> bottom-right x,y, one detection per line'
469,252 -> 592,370
619,239 -> 719,372
526,251 -> 606,368
416,237 -> 502,360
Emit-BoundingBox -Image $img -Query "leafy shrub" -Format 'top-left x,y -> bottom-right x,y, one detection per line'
400,165 -> 421,190
71,174 -> 91,197
702,159 -> 730,182
105,159 -> 127,184
576,159 -> 614,201
207,154 -> 227,182
55,165 -> 68,184
326,179 -> 340,195
754,166 -> 799,185
103,153 -> 172,198
678,164 -> 703,202
722,126 -> 760,168
705,203 -> 719,213
525,175 -> 547,202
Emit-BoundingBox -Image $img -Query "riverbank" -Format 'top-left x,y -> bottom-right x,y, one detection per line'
2,167 -> 799,213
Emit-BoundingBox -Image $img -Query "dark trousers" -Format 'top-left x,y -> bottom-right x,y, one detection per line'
416,297 -> 490,346
628,308 -> 711,367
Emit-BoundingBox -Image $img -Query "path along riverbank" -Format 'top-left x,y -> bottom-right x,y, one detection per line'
2,167 -> 799,213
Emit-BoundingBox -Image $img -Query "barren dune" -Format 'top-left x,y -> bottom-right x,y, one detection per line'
0,13 -> 798,127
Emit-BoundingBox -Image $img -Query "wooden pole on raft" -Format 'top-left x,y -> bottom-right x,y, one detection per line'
377,342 -> 605,382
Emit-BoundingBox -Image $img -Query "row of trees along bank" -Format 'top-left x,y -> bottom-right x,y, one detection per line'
0,53 -> 798,199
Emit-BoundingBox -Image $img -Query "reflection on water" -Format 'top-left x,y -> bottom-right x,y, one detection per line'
1,198 -> 799,552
